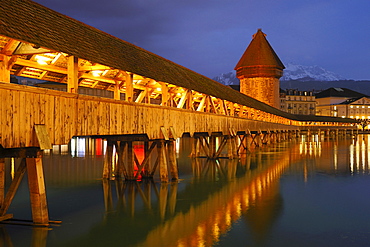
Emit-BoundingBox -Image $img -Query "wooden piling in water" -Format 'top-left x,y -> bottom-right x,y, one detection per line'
26,157 -> 49,226
158,140 -> 169,182
102,140 -> 114,179
167,141 -> 178,181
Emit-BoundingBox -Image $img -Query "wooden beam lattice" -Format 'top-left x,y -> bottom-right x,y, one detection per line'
0,146 -> 52,226
103,139 -> 178,182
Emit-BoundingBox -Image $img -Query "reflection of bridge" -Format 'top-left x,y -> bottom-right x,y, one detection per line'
0,0 -> 358,226
52,140 -> 301,247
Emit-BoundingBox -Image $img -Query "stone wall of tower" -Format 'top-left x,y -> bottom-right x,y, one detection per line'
239,77 -> 280,108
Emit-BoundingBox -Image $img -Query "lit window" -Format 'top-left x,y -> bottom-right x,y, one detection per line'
362,106 -> 365,108
350,106 -> 353,108
356,106 -> 359,108
350,116 -> 354,118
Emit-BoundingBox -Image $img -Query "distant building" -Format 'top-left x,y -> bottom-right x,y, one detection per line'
315,87 -> 370,119
280,89 -> 316,115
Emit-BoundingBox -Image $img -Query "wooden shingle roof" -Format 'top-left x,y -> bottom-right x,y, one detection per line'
235,29 -> 285,71
0,0 -> 356,123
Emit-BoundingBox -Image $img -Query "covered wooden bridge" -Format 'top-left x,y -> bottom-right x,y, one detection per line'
0,0 -> 356,148
0,0 -> 357,225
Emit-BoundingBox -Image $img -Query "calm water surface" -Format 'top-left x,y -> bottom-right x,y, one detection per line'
2,134 -> 370,247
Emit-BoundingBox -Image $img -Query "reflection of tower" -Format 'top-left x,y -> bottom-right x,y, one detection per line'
235,29 -> 285,108
242,175 -> 283,245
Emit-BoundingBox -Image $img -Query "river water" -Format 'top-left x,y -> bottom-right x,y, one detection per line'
1,134 -> 370,247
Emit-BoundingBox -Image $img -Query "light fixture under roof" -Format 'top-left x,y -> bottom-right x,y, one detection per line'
13,42 -> 54,55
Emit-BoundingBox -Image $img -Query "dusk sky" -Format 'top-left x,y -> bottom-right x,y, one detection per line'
33,0 -> 370,80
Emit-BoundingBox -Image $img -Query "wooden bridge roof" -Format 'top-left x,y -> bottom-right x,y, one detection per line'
0,0 -> 356,124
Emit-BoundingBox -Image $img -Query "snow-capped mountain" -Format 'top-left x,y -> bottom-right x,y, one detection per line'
212,71 -> 239,85
212,63 -> 345,85
281,63 -> 345,81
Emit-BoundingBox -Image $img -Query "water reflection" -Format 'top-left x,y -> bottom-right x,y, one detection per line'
2,135 -> 370,246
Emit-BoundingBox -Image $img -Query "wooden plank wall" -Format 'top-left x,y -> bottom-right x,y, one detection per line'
0,83 -> 299,148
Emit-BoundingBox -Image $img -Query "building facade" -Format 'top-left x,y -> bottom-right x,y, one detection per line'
280,89 -> 316,115
315,88 -> 368,118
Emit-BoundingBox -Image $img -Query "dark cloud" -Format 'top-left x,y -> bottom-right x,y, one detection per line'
33,0 -> 370,79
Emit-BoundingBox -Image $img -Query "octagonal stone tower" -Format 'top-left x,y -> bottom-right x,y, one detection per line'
235,29 -> 285,108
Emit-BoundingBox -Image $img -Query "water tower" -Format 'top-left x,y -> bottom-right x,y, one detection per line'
235,29 -> 285,108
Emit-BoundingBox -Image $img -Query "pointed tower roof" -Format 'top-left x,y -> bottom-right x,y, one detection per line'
235,29 -> 285,78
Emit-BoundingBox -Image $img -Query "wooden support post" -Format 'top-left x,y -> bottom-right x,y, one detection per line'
135,89 -> 147,103
210,98 -> 217,114
186,90 -> 193,110
135,141 -> 156,179
115,141 -> 128,179
227,136 -> 233,159
197,96 -> 207,111
237,135 -> 247,154
205,96 -> 211,113
125,73 -> 134,102
26,157 -> 49,225
126,142 -> 135,180
160,82 -> 168,106
229,102 -> 235,116
167,141 -> 178,180
177,90 -> 188,109
190,137 -> 200,157
209,136 -> 217,158
245,133 -> 251,151
114,81 -> 121,100
272,131 -> 276,144
0,54 -> 10,83
67,55 -> 79,93
142,141 -> 151,178
0,159 -> 4,206
259,132 -> 263,146
232,136 -> 238,157
158,141 -> 168,182
274,131 -> 279,143
102,140 -> 114,179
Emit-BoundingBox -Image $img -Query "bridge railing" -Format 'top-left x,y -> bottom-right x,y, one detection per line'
0,36 -> 354,127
